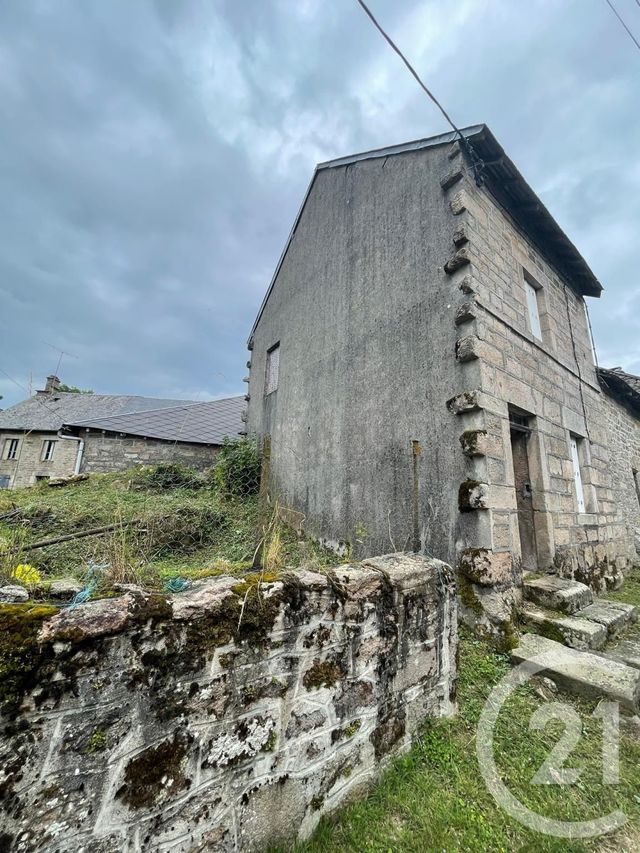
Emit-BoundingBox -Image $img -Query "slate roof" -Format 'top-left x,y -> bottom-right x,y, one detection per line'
0,393 -> 200,433
65,396 -> 245,445
249,124 -> 602,343
597,367 -> 640,417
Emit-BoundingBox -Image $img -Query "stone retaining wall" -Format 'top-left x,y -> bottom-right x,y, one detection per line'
0,553 -> 456,852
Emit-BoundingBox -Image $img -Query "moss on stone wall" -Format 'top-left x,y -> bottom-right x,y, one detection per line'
117,733 -> 190,810
459,430 -> 487,456
0,604 -> 58,715
303,660 -> 344,690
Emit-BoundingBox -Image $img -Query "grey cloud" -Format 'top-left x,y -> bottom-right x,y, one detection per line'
1,0 -> 638,409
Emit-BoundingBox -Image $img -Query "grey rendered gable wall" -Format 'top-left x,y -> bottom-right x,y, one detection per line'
247,141 -> 476,562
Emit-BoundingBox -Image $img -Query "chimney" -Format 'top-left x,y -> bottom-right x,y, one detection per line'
38,375 -> 61,395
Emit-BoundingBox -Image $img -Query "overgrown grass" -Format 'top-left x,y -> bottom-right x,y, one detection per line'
287,629 -> 640,853
0,469 -> 335,592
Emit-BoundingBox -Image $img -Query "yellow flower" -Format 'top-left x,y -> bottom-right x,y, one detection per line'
12,564 -> 41,586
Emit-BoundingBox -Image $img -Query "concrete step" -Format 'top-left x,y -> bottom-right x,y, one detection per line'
602,638 -> 640,671
575,599 -> 638,638
511,633 -> 640,713
520,603 -> 607,651
523,575 -> 593,615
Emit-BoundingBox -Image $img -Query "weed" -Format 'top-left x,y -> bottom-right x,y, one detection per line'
212,437 -> 261,497
85,728 -> 108,753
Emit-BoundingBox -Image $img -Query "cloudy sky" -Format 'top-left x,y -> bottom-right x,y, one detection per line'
1,0 -> 639,408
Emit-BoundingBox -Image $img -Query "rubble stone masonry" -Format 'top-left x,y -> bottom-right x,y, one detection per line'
0,553 -> 456,853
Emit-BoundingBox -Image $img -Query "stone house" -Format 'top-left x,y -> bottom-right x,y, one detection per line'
246,124 -> 640,628
0,376 -> 244,488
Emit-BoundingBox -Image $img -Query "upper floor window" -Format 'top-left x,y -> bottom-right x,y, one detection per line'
523,270 -> 543,340
265,343 -> 280,395
4,438 -> 20,460
569,434 -> 586,513
633,468 -> 640,509
41,439 -> 56,461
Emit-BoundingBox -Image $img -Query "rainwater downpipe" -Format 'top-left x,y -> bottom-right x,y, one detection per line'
57,431 -> 85,475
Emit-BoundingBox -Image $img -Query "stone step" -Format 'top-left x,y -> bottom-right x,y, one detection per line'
511,633 -> 640,713
601,639 -> 640,671
523,575 -> 592,615
575,599 -> 638,638
520,603 -> 607,651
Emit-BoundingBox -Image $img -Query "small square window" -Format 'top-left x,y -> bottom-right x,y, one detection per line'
523,271 -> 543,340
265,343 -> 280,395
4,438 -> 20,460
41,439 -> 56,461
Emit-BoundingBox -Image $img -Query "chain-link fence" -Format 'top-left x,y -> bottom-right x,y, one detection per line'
0,434 -> 425,600
0,437 -> 268,597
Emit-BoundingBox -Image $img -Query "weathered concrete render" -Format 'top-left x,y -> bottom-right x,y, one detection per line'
0,553 -> 456,852
247,126 -> 639,632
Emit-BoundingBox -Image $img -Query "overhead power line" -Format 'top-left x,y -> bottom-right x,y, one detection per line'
354,0 -> 484,184
605,0 -> 640,52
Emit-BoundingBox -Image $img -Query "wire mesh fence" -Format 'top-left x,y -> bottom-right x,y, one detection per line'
0,433 -> 424,601
0,437 -> 267,597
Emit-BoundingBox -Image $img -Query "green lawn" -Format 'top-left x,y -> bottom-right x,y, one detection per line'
289,628 -> 640,853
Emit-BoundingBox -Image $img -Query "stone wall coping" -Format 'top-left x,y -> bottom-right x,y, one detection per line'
35,553 -> 449,645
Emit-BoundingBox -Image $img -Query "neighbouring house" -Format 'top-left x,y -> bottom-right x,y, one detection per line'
246,124 -> 640,630
597,367 -> 640,556
0,375 -> 244,488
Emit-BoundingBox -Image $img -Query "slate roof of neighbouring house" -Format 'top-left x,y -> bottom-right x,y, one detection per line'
597,367 -> 640,417
0,392 -> 201,433
65,396 -> 245,445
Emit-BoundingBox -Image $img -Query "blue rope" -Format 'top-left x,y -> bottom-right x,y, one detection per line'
164,577 -> 191,593
67,560 -> 110,609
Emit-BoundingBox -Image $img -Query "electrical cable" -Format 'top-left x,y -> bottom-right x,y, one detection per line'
354,0 -> 485,184
604,0 -> 640,51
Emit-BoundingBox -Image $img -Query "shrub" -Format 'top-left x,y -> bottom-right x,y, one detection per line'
132,463 -> 204,491
212,438 -> 261,497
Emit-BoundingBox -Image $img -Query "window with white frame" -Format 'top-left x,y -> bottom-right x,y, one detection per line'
523,271 -> 543,340
569,434 -> 586,513
41,439 -> 56,461
4,438 -> 20,460
265,343 -> 280,395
